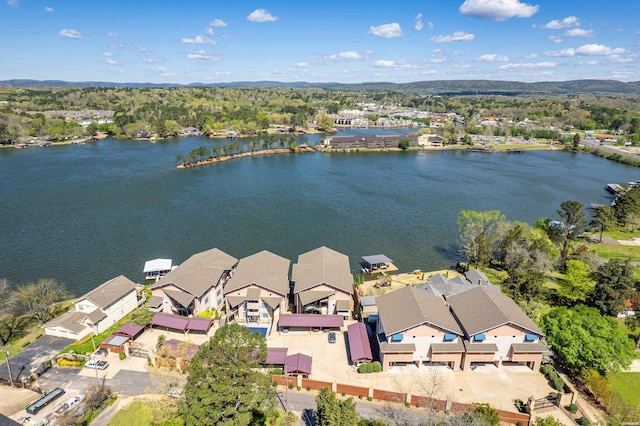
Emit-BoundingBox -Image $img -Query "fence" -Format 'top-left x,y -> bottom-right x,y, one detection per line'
273,375 -> 530,425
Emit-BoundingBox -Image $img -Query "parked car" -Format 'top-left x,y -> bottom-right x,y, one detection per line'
328,332 -> 336,344
167,388 -> 184,399
85,360 -> 109,370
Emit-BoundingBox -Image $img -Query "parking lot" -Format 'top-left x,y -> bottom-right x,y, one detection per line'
267,328 -> 556,412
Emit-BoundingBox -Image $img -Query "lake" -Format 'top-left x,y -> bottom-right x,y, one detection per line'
0,129 -> 637,296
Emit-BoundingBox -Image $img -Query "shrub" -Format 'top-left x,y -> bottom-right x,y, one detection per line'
341,392 -> 346,396
553,377 -> 565,391
541,364 -> 553,375
372,361 -> 382,372
579,417 -> 590,426
358,364 -> 367,374
367,396 -> 373,401
306,386 -> 311,391
547,370 -> 558,381
21,341 -> 31,348
568,404 -> 578,414
35,334 -> 43,340
366,363 -> 374,373
358,395 -> 363,399
119,352 -> 126,361
288,384 -> 294,389
156,335 -> 166,351
296,386 -> 301,391
271,368 -> 283,376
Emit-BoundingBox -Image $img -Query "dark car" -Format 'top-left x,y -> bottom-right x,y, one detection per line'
328,332 -> 336,344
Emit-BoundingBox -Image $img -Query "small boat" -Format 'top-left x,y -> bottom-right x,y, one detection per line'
72,140 -> 86,146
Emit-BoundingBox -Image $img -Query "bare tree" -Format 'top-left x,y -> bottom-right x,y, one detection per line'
13,278 -> 70,325
0,279 -> 29,345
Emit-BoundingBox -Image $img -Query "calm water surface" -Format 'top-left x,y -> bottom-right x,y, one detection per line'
1,130 -> 637,295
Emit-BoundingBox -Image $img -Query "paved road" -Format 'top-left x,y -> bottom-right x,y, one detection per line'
581,138 -> 640,161
0,336 -> 73,382
37,367 -> 156,396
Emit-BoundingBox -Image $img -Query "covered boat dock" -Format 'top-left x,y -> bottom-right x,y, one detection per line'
360,254 -> 397,274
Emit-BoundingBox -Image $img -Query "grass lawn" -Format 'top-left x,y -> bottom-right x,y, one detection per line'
5,326 -> 44,358
107,401 -> 154,426
61,316 -> 131,355
602,229 -> 640,241
617,318 -> 640,342
607,372 -> 640,408
590,243 -> 640,261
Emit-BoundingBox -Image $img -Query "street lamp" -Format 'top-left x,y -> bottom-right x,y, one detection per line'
4,350 -> 14,387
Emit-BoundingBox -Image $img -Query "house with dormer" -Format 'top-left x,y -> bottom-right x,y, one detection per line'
447,286 -> 546,371
375,286 -> 465,371
224,250 -> 291,324
44,275 -> 138,340
150,248 -> 238,316
291,246 -> 354,319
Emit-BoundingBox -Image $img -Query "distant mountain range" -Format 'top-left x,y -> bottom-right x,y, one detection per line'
2,79 -> 640,95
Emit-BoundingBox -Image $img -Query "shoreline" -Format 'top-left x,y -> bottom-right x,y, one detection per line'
176,147 -> 314,168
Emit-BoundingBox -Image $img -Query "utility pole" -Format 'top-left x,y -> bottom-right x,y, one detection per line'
4,350 -> 14,387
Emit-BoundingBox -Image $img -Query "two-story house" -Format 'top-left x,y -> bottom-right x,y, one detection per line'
150,248 -> 238,316
447,286 -> 546,371
376,286 -> 465,371
44,275 -> 138,340
224,250 -> 291,324
291,246 -> 354,319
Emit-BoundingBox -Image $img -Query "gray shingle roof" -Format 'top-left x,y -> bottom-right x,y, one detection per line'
292,246 -> 354,295
163,289 -> 195,308
152,248 -> 238,298
44,310 -> 88,334
376,286 -> 463,337
447,286 -> 543,337
224,250 -> 290,296
80,275 -> 136,309
379,342 -> 416,353
298,290 -> 335,306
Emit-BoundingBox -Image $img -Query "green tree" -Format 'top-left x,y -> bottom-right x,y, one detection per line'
466,403 -> 499,426
315,388 -> 359,426
182,324 -> 274,426
85,122 -> 98,136
589,259 -> 636,316
316,113 -> 335,132
457,210 -> 506,267
541,305 -> 635,373
164,119 -> 180,137
564,260 -> 595,302
532,416 -> 566,426
13,278 -> 69,325
0,279 -> 29,345
614,187 -> 640,230
592,205 -> 616,242
557,201 -> 586,269
572,133 -> 581,150
398,138 -> 410,150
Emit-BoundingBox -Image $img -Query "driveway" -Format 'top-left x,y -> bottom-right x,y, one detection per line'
0,335 -> 73,382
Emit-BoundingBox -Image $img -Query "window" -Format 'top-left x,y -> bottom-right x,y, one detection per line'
443,333 -> 456,342
204,297 -> 209,305
473,333 -> 486,342
216,289 -> 222,297
525,333 -> 537,342
391,333 -> 404,342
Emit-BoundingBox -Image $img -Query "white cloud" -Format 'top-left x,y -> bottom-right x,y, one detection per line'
415,13 -> 423,31
477,53 -> 509,62
431,31 -> 475,43
106,32 -> 118,37
338,51 -> 361,60
499,61 -> 557,69
524,53 -> 538,59
608,53 -> 638,63
369,23 -> 402,38
187,50 -> 221,61
610,71 -> 634,80
103,52 -> 112,57
546,44 -> 626,57
143,56 -> 161,63
247,8 -> 277,22
459,0 -> 539,21
580,60 -> 598,65
106,58 -> 119,65
427,21 -> 434,30
296,62 -> 310,68
548,35 -> 563,43
45,6 -> 53,12
206,28 -> 214,37
7,0 -> 18,7
182,35 -> 216,45
565,28 -> 593,38
371,59 -> 415,69
209,18 -> 228,27
541,16 -> 580,29
59,29 -> 83,39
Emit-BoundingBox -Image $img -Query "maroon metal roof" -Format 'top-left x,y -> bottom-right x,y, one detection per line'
187,317 -> 213,332
347,322 -> 373,363
266,348 -> 288,365
151,313 -> 189,331
278,314 -> 344,328
284,353 -> 312,375
114,322 -> 145,339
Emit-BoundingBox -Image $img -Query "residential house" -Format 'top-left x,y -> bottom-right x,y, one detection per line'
416,269 -> 500,299
150,248 -> 238,316
447,286 -> 546,371
224,250 -> 290,324
375,286 -> 465,371
44,275 -> 138,340
291,246 -> 354,319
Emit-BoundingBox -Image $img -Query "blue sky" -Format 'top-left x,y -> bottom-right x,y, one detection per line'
2,0 -> 638,84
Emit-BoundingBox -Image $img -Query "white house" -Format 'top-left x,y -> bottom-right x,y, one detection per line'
44,275 -> 139,340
